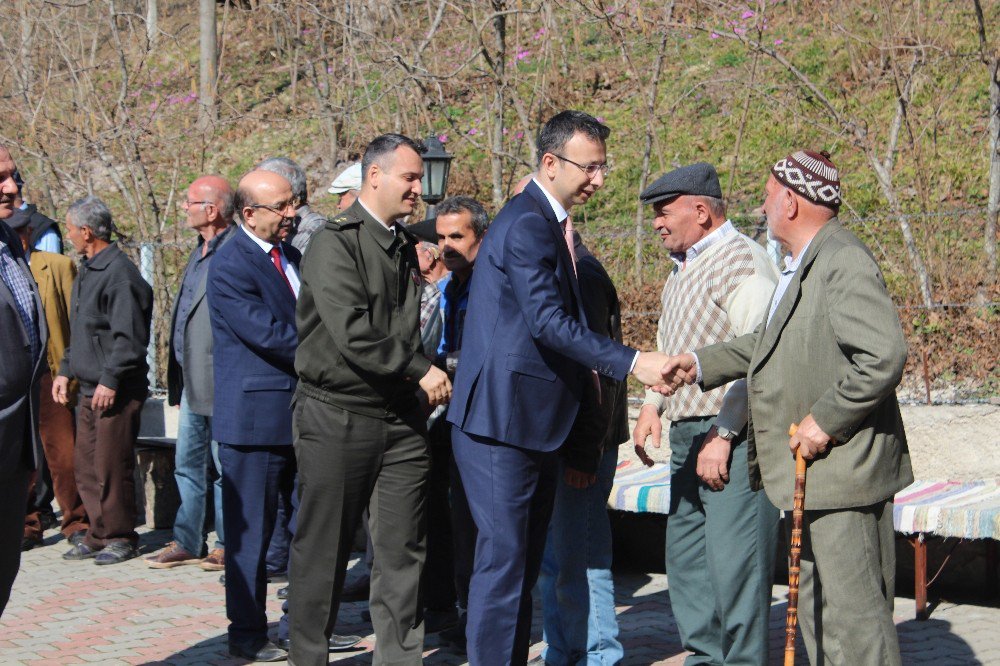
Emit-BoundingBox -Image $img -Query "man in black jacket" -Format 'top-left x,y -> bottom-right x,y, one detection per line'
53,196 -> 152,566
536,228 -> 630,665
11,171 -> 62,253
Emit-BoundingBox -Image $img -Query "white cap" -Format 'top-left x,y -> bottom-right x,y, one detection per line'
327,162 -> 363,195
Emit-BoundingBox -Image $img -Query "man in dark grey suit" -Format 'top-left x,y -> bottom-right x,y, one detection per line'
0,144 -> 47,616
146,175 -> 236,571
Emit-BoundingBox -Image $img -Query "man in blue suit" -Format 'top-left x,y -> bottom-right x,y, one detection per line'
207,167 -> 301,663
446,111 -> 670,664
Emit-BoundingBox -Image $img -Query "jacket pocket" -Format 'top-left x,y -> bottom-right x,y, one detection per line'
242,375 -> 294,392
505,353 -> 556,382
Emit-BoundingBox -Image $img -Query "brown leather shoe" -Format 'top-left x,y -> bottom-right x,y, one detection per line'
146,542 -> 200,569
200,547 -> 225,571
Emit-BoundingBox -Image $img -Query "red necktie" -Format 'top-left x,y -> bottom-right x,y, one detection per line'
269,246 -> 294,295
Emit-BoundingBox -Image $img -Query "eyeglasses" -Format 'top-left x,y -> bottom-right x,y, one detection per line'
248,198 -> 299,216
181,199 -> 213,210
552,154 -> 611,179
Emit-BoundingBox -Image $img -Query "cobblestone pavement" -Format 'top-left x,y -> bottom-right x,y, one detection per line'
2,526 -> 997,665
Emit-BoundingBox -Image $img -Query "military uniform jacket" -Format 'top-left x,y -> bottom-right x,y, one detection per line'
697,220 -> 913,510
294,200 -> 430,418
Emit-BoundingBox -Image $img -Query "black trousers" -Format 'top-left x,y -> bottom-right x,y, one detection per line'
289,396 -> 428,666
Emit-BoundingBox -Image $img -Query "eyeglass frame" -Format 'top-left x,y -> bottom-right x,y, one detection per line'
181,199 -> 214,210
246,197 -> 300,217
551,153 -> 611,179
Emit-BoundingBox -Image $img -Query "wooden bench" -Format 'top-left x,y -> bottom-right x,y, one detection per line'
608,461 -> 1000,619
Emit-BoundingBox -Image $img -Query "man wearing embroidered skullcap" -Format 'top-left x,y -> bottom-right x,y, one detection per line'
661,150 -> 912,665
633,162 -> 780,665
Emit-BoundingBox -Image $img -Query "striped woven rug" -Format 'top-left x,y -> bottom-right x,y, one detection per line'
609,463 -> 1000,541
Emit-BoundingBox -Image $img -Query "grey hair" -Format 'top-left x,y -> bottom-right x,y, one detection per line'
418,241 -> 440,260
256,157 -> 307,205
67,195 -> 114,242
700,195 -> 727,219
361,134 -> 425,183
436,195 -> 491,240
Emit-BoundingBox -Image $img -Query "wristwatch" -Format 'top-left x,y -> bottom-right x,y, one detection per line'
716,426 -> 739,441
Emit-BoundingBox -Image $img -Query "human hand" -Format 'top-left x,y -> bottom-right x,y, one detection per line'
632,351 -> 673,387
419,365 -> 452,407
632,404 -> 662,468
52,375 -> 70,406
789,414 -> 831,460
654,353 -> 698,396
564,467 -> 597,489
91,384 -> 117,412
696,427 -> 732,491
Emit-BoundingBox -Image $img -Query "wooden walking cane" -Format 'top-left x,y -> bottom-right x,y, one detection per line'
785,423 -> 807,666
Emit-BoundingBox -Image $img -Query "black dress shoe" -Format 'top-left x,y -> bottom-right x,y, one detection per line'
228,639 -> 287,662
277,586 -> 288,600
274,635 -> 363,652
266,570 -> 288,584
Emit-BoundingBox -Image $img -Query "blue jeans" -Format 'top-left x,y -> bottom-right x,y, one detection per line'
173,394 -> 224,556
540,447 -> 623,666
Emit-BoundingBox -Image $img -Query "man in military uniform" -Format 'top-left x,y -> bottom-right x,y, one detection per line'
289,133 -> 451,666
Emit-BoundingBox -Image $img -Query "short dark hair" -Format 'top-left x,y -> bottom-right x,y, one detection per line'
361,134 -> 425,183
536,111 -> 610,167
436,196 -> 491,240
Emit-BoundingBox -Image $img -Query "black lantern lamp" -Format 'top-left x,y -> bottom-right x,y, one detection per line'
420,135 -> 453,218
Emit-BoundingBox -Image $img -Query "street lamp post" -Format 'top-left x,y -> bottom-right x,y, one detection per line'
420,135 -> 453,219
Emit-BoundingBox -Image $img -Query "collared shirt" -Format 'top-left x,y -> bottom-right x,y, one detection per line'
0,239 -> 40,362
240,224 -> 300,298
357,198 -> 401,237
173,227 -> 231,365
531,177 -> 639,373
532,177 -> 569,224
438,271 -> 472,358
766,239 -> 813,327
669,220 -> 738,269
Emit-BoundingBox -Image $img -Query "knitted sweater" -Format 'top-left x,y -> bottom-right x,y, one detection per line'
643,229 -> 777,427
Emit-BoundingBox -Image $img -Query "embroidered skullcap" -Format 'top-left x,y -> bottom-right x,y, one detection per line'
771,150 -> 841,209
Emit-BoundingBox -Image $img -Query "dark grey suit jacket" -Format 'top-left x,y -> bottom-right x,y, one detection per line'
167,224 -> 236,416
0,220 -> 47,471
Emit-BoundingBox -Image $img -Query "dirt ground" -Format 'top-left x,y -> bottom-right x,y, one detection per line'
623,402 -> 1000,481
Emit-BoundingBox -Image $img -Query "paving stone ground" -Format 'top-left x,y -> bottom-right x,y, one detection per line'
2,526 -> 998,665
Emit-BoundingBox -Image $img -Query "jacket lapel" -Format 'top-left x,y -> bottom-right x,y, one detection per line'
524,182 -> 585,323
752,221 -> 840,369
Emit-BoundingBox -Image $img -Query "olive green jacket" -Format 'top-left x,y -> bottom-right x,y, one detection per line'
697,220 -> 913,510
294,201 -> 430,417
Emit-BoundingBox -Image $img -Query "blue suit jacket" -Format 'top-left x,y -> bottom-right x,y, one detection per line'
446,181 -> 634,451
207,227 -> 300,446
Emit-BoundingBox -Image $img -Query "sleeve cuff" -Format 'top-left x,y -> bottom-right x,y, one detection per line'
405,354 -> 433,382
691,351 -> 703,384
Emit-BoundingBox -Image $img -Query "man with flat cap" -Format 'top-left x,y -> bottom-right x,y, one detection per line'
661,151 -> 911,665
633,162 -> 780,664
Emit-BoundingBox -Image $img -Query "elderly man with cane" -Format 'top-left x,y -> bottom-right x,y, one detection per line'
661,150 -> 912,666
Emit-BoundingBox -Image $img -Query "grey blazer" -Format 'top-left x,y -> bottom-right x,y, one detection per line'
698,220 -> 913,510
167,225 -> 235,416
0,220 -> 47,470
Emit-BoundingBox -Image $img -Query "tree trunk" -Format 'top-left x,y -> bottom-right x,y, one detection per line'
199,0 -> 218,126
986,57 -> 999,284
146,0 -> 157,47
490,1 -> 506,208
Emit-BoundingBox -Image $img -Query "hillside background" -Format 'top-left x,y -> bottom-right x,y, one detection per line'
1,0 -> 997,397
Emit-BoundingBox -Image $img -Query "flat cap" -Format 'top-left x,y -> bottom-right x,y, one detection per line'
639,162 -> 722,205
406,216 -> 438,243
327,162 -> 362,195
